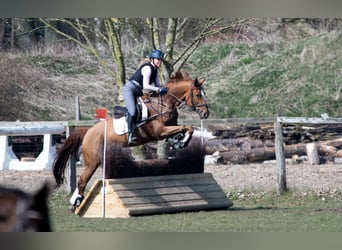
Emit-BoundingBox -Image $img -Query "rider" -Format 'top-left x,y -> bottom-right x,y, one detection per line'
123,49 -> 168,145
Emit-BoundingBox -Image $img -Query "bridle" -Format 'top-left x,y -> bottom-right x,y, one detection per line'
141,81 -> 208,121
189,84 -> 208,111
164,82 -> 207,109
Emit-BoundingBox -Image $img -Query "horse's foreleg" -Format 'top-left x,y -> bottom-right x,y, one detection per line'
159,125 -> 193,138
160,125 -> 194,149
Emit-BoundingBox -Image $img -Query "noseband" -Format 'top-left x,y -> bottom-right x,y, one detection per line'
167,83 -> 208,112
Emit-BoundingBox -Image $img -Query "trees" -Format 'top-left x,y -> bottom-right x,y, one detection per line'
38,18 -> 230,91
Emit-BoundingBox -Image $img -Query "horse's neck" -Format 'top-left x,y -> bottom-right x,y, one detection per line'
143,80 -> 189,114
144,94 -> 176,114
166,81 -> 189,103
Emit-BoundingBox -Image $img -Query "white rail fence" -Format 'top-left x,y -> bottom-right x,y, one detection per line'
0,121 -> 66,170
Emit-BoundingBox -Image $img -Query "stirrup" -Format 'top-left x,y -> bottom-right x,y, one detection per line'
128,132 -> 137,144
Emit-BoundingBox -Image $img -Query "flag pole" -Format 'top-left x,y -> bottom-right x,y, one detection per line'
102,110 -> 107,218
95,108 -> 108,218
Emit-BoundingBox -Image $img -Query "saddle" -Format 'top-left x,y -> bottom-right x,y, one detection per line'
113,106 -> 129,119
113,101 -> 144,122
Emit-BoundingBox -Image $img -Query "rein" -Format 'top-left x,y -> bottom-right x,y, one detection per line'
141,81 -> 208,122
142,95 -> 175,122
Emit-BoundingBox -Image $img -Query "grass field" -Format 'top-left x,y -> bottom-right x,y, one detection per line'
49,191 -> 342,232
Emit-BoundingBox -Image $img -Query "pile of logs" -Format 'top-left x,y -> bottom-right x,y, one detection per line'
204,123 -> 342,164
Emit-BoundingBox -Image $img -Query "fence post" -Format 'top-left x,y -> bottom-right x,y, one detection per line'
306,143 -> 320,165
75,96 -> 81,121
65,125 -> 76,194
274,119 -> 287,194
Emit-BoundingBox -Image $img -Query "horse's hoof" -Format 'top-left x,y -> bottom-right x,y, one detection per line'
168,133 -> 184,144
173,143 -> 180,149
74,196 -> 84,207
69,205 -> 76,213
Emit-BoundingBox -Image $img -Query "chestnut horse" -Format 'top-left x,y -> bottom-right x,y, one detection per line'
52,72 -> 209,209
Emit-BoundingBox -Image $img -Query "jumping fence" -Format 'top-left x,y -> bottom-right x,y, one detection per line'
1,116 -> 342,195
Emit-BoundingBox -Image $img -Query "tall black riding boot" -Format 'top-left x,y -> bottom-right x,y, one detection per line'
127,113 -> 137,144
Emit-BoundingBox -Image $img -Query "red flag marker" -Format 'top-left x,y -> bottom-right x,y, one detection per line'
95,108 -> 108,119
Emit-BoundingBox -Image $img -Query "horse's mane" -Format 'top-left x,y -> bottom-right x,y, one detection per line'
167,71 -> 192,83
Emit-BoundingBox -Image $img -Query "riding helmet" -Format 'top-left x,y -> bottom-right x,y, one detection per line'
149,49 -> 164,60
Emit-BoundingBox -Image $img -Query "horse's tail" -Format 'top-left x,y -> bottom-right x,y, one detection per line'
52,128 -> 88,187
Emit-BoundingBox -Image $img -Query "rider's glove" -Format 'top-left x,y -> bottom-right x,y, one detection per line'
159,87 -> 168,94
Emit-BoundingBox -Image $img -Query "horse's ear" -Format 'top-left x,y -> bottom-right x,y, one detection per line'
195,78 -> 205,87
32,183 -> 50,207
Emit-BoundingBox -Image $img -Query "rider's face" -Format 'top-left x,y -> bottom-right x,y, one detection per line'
152,58 -> 162,68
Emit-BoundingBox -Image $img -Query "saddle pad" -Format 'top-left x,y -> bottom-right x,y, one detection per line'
139,97 -> 149,120
113,117 -> 128,135
113,98 -> 148,135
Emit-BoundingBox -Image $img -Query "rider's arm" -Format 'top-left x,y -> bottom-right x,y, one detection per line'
154,70 -> 161,87
141,65 -> 160,92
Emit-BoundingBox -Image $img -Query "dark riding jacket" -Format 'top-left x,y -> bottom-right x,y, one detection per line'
130,62 -> 158,87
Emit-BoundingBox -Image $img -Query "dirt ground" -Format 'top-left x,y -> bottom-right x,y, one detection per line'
1,162 -> 342,197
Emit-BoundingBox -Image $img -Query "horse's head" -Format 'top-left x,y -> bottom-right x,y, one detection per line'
0,184 -> 51,232
167,71 -> 209,119
189,78 -> 210,119
166,74 -> 210,119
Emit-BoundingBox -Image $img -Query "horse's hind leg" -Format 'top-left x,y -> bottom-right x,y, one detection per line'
71,158 -> 101,211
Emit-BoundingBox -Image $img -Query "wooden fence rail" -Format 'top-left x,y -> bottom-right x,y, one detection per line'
274,116 -> 342,194
2,116 -> 342,195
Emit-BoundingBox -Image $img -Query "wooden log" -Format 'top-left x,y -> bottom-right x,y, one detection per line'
220,148 -> 274,163
204,138 -> 266,155
210,143 -> 307,163
319,138 -> 342,148
205,137 -> 340,164
306,143 -> 320,165
319,144 -> 337,156
336,150 -> 342,158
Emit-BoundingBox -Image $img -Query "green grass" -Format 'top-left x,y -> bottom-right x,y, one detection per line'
49,191 -> 342,232
2,31 -> 342,121
187,32 -> 342,118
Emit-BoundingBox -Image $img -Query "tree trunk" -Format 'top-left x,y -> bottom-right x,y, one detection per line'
162,18 -> 177,77
10,18 -> 15,51
0,18 -> 5,49
43,19 -> 57,48
105,18 -> 126,93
